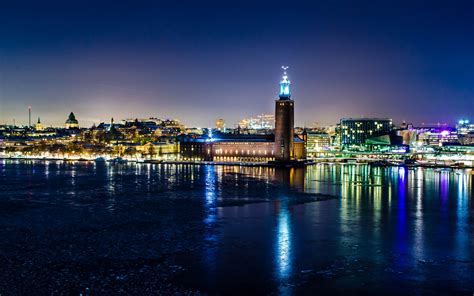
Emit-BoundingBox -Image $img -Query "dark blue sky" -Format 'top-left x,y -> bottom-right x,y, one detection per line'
0,0 -> 473,127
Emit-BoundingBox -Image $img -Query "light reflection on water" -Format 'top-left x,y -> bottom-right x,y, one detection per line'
269,164 -> 473,292
204,165 -> 217,224
456,173 -> 469,260
275,199 -> 292,294
413,168 -> 424,263
1,160 -> 474,293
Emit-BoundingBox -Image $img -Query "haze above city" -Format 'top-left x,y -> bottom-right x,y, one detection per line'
0,0 -> 473,128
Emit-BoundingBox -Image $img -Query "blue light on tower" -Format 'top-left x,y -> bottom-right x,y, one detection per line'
279,66 -> 291,99
206,128 -> 214,142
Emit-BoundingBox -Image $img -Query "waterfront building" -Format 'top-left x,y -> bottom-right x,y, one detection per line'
440,143 -> 474,155
340,118 -> 393,146
65,112 -> 79,129
364,134 -> 407,153
180,133 -> 305,162
418,129 -> 458,146
111,141 -> 179,160
180,68 -> 305,163
180,134 -> 276,162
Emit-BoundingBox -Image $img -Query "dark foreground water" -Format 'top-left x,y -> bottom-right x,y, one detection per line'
0,160 -> 473,295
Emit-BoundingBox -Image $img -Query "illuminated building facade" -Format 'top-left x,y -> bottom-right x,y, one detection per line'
306,132 -> 331,156
34,117 -> 44,131
456,119 -> 474,144
418,129 -> 458,146
65,112 -> 79,129
340,118 -> 393,146
180,134 -> 276,162
398,129 -> 417,146
456,119 -> 474,135
180,67 -> 305,163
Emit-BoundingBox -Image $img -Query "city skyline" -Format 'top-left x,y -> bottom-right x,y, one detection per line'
2,2 -> 474,295
1,0 -> 473,127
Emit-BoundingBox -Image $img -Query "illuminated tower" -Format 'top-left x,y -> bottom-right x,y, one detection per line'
274,66 -> 294,162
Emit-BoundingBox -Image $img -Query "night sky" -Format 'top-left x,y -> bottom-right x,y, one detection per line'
0,0 -> 473,128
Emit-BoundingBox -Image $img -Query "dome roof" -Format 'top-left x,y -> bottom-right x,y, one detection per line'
66,112 -> 78,124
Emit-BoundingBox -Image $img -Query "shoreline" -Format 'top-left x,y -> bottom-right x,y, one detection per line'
1,156 -> 473,169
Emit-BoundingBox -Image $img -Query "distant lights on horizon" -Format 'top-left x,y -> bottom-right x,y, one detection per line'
9,68 -> 473,128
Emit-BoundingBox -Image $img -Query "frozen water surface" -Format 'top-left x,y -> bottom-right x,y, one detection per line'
0,160 -> 473,295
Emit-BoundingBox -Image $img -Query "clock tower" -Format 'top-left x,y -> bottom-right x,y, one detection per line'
274,67 -> 294,162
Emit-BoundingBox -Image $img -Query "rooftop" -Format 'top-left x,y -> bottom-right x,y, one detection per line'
340,118 -> 392,122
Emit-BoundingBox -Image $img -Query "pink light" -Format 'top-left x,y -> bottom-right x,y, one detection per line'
440,130 -> 450,137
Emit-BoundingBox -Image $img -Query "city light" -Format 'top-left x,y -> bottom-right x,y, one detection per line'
2,2 -> 474,295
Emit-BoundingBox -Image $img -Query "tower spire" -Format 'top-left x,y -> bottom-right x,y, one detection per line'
279,66 -> 291,99
275,66 -> 295,162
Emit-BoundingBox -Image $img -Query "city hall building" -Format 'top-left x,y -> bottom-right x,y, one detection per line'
180,68 -> 305,163
180,134 -> 277,162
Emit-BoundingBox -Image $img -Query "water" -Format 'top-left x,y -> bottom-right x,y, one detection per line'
0,160 -> 473,295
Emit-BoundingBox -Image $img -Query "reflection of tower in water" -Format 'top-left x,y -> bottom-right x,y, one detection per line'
274,199 -> 292,294
273,168 -> 306,192
271,167 -> 306,294
203,165 -> 219,275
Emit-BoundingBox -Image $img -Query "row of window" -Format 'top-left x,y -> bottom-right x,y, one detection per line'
213,156 -> 274,162
214,149 -> 274,155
